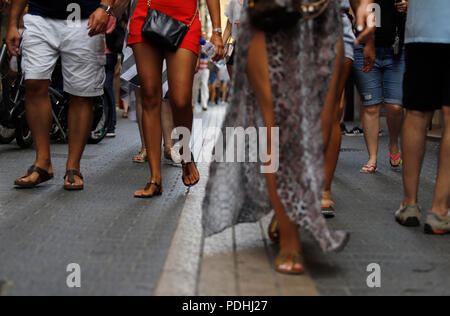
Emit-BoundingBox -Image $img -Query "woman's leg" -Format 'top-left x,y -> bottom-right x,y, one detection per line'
321,39 -> 344,151
161,99 -> 175,152
132,42 -> 164,196
165,48 -> 199,185
324,57 -> 353,195
385,103 -> 404,159
247,31 -> 302,271
136,87 -> 145,150
361,104 -> 382,167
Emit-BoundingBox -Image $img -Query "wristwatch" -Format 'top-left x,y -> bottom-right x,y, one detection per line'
212,28 -> 223,35
99,4 -> 113,16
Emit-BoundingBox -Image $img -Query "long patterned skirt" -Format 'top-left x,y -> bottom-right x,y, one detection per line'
202,0 -> 349,253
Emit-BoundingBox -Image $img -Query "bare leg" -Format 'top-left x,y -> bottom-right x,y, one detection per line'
385,103 -> 404,160
324,57 -> 353,194
15,80 -> 53,184
321,38 -> 344,151
227,65 -> 233,82
64,95 -> 94,187
161,99 -> 175,152
165,48 -> 199,185
431,106 -> 450,216
132,42 -> 164,196
135,87 -> 145,151
361,104 -> 382,167
401,110 -> 434,206
247,31 -> 302,272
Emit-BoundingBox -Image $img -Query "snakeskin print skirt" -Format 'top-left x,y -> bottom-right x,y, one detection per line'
202,0 -> 349,253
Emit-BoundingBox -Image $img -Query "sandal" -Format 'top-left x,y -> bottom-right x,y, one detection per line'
390,153 -> 402,168
274,251 -> 305,275
321,192 -> 336,218
134,181 -> 163,199
181,153 -> 200,187
14,165 -> 54,188
360,164 -> 377,174
64,170 -> 84,191
122,112 -> 128,119
268,215 -> 280,244
133,149 -> 147,163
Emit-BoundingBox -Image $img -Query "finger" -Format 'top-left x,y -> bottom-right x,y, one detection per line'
88,15 -> 94,29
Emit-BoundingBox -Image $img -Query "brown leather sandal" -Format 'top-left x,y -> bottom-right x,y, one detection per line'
181,153 -> 200,187
64,170 -> 84,191
14,165 -> 54,188
134,181 -> 163,199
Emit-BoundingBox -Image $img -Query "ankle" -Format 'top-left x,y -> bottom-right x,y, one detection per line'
35,159 -> 52,169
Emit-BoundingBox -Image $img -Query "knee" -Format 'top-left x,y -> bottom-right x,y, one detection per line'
25,80 -> 49,96
387,105 -> 404,116
141,87 -> 162,110
364,105 -> 380,117
170,93 -> 191,110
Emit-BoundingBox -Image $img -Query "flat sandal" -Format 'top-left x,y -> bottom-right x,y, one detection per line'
134,181 -> 163,199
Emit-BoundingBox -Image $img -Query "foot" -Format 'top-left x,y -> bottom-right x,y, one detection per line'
134,181 -> 163,198
182,155 -> 200,187
360,162 -> 377,174
395,204 -> 422,227
275,250 -> 305,275
424,211 -> 450,235
64,170 -> 84,190
321,191 -> 336,218
390,152 -> 402,168
133,148 -> 148,163
15,162 -> 53,186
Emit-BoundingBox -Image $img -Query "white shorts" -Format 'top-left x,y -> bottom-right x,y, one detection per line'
22,14 -> 106,97
342,13 -> 356,61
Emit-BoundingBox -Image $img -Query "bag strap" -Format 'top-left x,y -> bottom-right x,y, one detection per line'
147,0 -> 199,28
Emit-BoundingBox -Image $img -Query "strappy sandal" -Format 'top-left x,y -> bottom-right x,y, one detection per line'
268,215 -> 280,244
390,153 -> 402,168
14,165 -> 54,188
64,170 -> 84,191
321,192 -> 336,218
134,181 -> 163,199
360,164 -> 377,174
133,148 -> 148,163
274,251 -> 305,275
181,153 -> 200,187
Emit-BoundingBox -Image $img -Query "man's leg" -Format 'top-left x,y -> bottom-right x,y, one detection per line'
64,96 -> 94,188
401,110 -> 434,206
430,106 -> 450,216
15,79 -> 53,184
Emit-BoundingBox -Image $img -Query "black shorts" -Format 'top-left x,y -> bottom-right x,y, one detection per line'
227,48 -> 235,66
403,43 -> 450,111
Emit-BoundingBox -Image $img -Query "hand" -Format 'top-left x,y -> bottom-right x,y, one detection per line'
363,40 -> 375,73
6,26 -> 22,56
395,1 -> 408,14
87,8 -> 109,37
354,1 -> 376,45
210,32 -> 225,62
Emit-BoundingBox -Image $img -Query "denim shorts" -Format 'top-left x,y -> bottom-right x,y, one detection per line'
353,45 -> 405,106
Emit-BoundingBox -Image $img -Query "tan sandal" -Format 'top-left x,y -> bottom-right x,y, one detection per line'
321,192 -> 336,218
268,215 -> 280,244
133,149 -> 147,163
134,181 -> 163,199
275,251 -> 305,275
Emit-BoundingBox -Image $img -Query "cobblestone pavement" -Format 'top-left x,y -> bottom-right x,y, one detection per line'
0,104 -> 448,295
0,107 -> 214,296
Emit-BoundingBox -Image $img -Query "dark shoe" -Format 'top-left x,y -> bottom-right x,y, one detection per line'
182,153 -> 200,187
346,126 -> 364,136
134,181 -> 163,199
340,123 -> 348,135
14,165 -> 54,188
64,170 -> 84,191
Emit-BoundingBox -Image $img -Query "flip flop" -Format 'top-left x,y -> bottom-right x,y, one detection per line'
360,164 -> 377,174
14,165 -> 54,188
275,251 -> 305,275
182,153 -> 200,187
64,170 -> 84,191
390,153 -> 402,168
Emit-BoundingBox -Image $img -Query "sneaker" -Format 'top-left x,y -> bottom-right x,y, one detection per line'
346,126 -> 364,136
106,132 -> 116,138
395,204 -> 422,227
424,211 -> 450,235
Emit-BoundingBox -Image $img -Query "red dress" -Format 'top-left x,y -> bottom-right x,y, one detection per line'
128,0 -> 201,55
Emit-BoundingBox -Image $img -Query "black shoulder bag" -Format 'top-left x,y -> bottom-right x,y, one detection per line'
141,0 -> 199,51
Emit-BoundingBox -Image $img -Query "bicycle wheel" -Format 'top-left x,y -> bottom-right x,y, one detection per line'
88,89 -> 113,144
15,112 -> 33,148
